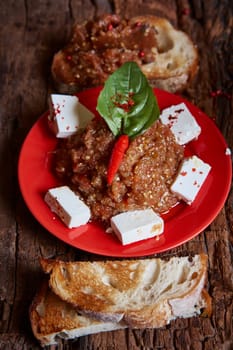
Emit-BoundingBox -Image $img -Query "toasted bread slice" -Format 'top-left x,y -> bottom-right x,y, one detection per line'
29,280 -> 126,346
41,254 -> 211,328
51,14 -> 198,93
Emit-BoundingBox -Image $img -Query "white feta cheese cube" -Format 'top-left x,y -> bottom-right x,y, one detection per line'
44,186 -> 91,228
171,155 -> 211,204
160,102 -> 201,145
48,94 -> 94,138
110,209 -> 164,245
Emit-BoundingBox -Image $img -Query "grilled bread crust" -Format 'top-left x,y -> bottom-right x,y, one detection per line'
40,255 -> 211,329
29,281 -> 126,346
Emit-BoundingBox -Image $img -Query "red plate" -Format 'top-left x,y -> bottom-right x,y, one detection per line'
18,87 -> 232,257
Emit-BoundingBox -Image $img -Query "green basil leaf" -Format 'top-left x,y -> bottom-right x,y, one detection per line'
96,62 -> 160,138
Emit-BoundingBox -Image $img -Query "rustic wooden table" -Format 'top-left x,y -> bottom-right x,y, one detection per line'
0,1 -> 232,349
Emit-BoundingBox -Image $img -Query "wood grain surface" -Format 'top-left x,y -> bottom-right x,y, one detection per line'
0,1 -> 232,349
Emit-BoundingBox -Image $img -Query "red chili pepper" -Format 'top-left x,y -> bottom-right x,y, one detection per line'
107,23 -> 113,31
138,50 -> 145,58
107,135 -> 129,185
182,8 -> 190,15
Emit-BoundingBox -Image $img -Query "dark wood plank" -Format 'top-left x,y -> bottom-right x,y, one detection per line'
0,0 -> 232,349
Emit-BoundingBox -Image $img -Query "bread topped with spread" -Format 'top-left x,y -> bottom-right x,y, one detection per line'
51,14 -> 198,93
30,254 -> 211,345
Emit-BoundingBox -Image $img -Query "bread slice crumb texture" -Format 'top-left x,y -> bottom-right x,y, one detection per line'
40,254 -> 208,327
